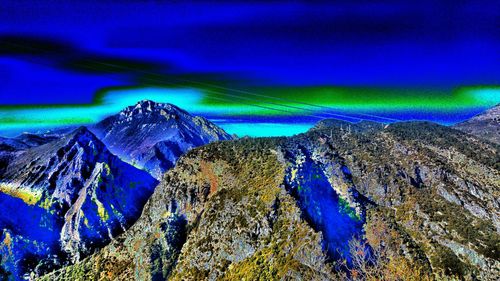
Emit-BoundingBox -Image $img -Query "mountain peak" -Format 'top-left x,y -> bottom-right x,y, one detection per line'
120,100 -> 188,119
136,99 -> 158,108
71,125 -> 93,135
66,126 -> 103,147
134,99 -> 162,111
91,101 -> 232,179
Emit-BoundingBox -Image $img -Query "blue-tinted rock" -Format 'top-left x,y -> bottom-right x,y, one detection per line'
0,126 -> 158,278
91,100 -> 232,179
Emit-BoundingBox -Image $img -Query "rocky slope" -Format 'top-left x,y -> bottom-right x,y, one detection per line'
453,104 -> 500,144
90,100 -> 232,179
0,101 -> 234,280
0,127 -> 158,280
41,120 -> 499,280
0,133 -> 60,175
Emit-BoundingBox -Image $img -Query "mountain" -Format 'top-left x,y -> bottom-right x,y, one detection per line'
0,137 -> 29,152
0,133 -> 61,174
90,100 -> 232,179
42,121 -> 499,280
0,127 -> 158,279
0,100 -> 232,279
13,133 -> 61,147
0,132 -> 64,152
453,104 -> 500,144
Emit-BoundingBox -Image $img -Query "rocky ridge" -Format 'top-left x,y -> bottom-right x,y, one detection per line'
41,120 -> 499,280
0,127 -> 158,279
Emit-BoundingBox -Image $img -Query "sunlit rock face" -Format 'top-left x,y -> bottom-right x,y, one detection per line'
0,127 -> 158,279
91,100 -> 233,179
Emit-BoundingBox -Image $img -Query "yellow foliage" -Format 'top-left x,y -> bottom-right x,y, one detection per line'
0,184 -> 41,206
94,198 -> 109,221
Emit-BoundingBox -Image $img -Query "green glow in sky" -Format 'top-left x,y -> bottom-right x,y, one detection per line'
0,86 -> 499,137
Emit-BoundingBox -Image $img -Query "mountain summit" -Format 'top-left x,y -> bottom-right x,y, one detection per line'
91,100 -> 232,179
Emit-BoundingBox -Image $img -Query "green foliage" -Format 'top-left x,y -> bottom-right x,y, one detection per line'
338,197 -> 361,221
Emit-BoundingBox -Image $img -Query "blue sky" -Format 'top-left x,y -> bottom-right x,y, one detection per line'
1,0 -> 500,105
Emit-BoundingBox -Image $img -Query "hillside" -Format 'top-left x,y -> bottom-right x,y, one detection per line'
0,101 -> 235,280
453,104 -> 500,144
42,120 -> 499,280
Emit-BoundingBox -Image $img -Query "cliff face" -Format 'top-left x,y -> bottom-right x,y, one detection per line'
453,104 -> 500,144
0,127 -> 158,279
42,121 -> 499,280
91,100 -> 233,179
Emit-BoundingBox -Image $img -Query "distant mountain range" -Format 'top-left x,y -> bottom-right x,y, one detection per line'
0,102 -> 498,280
0,134 -> 58,152
0,101 -> 232,280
